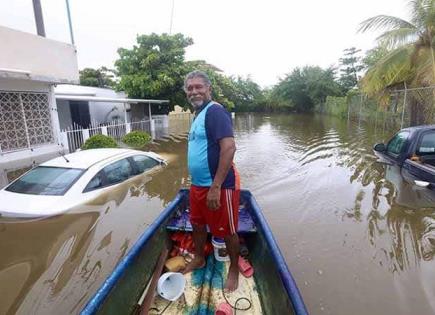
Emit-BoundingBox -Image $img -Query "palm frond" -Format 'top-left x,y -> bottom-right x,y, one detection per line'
358,15 -> 416,33
377,28 -> 419,49
361,46 -> 414,96
413,47 -> 435,84
409,0 -> 435,29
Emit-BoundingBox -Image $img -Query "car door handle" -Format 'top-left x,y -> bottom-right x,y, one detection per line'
414,180 -> 430,187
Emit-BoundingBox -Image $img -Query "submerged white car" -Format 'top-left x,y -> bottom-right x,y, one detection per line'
0,148 -> 166,218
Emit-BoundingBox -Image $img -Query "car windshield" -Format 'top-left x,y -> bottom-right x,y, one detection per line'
5,166 -> 85,196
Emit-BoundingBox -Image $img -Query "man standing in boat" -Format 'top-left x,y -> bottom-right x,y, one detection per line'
183,70 -> 240,291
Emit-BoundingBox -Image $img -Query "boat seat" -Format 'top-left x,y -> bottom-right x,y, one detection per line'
166,206 -> 257,233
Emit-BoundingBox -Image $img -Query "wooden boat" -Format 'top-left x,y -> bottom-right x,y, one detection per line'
80,189 -> 308,315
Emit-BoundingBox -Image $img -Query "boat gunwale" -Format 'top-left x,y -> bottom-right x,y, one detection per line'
80,190 -> 185,315
244,190 -> 308,315
80,189 -> 308,315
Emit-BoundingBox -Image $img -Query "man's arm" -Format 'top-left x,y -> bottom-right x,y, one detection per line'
207,137 -> 236,210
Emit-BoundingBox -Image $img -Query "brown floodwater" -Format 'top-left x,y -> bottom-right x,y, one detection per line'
1,113 -> 435,314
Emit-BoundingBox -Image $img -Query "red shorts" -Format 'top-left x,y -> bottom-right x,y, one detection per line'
189,185 -> 240,238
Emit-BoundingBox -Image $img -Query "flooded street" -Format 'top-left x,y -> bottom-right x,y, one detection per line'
2,113 -> 435,314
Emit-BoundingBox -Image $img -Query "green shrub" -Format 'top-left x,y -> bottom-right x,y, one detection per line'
324,96 -> 348,118
82,134 -> 118,150
122,130 -> 152,148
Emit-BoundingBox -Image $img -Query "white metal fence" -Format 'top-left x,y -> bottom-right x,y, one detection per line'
60,119 -> 152,153
59,113 -> 193,153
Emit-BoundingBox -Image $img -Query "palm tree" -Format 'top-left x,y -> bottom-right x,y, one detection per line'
358,0 -> 435,125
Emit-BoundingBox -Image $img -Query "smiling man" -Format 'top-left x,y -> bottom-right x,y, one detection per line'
183,70 -> 240,291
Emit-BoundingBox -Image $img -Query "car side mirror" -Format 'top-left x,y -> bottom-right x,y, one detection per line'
374,143 -> 386,152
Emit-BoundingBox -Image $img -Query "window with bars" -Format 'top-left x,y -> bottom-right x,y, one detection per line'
0,91 -> 54,152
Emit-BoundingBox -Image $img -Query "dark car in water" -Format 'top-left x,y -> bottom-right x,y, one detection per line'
373,125 -> 435,188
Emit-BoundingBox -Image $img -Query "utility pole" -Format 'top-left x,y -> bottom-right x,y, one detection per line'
169,0 -> 175,34
32,0 -> 46,37
65,0 -> 75,45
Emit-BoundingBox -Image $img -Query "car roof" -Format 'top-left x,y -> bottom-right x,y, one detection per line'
402,124 -> 435,132
41,148 -> 143,169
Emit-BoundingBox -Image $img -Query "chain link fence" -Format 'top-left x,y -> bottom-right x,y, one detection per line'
347,86 -> 435,130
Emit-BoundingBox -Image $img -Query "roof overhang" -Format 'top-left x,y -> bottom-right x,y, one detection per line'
55,94 -> 169,104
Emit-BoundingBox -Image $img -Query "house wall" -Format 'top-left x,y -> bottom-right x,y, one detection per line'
0,26 -> 79,187
0,80 -> 62,159
55,85 -> 128,126
0,26 -> 79,84
89,100 -> 126,124
0,78 -> 50,92
0,81 -> 62,187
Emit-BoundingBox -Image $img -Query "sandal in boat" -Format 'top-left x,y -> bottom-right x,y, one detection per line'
238,256 -> 254,278
215,302 -> 233,315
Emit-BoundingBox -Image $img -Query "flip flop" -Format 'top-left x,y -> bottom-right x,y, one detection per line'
215,302 -> 233,315
238,256 -> 254,278
239,243 -> 249,258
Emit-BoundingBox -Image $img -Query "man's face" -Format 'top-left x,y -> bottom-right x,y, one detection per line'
185,77 -> 212,109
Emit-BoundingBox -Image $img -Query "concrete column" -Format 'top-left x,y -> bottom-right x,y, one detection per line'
150,119 -> 156,139
82,129 -> 90,142
49,85 -> 62,146
123,103 -> 129,123
59,131 -> 70,153
0,169 -> 9,189
101,126 -> 108,135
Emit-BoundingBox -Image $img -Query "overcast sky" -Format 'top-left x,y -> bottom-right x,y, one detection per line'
1,0 -> 409,87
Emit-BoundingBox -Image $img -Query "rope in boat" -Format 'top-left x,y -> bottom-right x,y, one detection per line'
149,261 -> 252,315
212,260 -> 252,315
149,301 -> 172,315
150,211 -> 252,314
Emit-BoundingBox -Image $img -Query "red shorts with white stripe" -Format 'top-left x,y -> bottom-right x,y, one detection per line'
189,185 -> 240,238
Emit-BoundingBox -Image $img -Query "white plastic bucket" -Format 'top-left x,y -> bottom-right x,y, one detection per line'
157,272 -> 186,301
211,237 -> 230,262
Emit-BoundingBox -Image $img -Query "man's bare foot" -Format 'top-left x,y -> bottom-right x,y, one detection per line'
225,264 -> 239,291
182,256 -> 205,274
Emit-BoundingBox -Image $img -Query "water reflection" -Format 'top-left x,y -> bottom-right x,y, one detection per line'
0,212 -> 99,314
0,132 -> 191,314
2,113 -> 435,314
234,113 -> 435,315
365,163 -> 435,273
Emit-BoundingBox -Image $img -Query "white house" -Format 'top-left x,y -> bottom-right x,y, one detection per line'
53,84 -> 170,153
0,25 -> 79,187
54,84 -> 170,130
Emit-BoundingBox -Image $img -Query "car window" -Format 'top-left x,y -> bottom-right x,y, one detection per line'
5,166 -> 84,196
387,131 -> 409,155
104,158 -> 134,185
131,155 -> 159,174
417,132 -> 435,155
84,171 -> 104,192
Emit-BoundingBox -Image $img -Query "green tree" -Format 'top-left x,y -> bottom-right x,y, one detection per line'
273,66 -> 342,112
230,76 -> 264,112
115,33 -> 193,110
339,47 -> 364,92
359,0 -> 435,124
79,67 -> 116,88
185,60 -> 239,110
362,45 -> 390,69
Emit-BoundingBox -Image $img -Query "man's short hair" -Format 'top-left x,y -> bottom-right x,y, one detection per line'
184,70 -> 211,91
